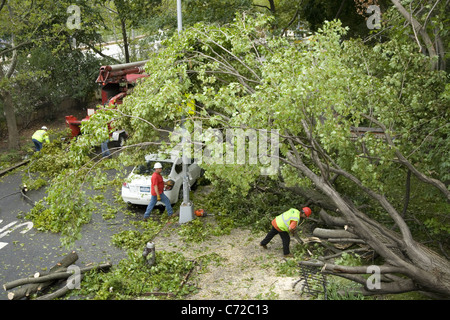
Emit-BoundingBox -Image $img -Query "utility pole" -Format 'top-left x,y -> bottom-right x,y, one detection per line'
177,0 -> 182,33
177,0 -> 194,224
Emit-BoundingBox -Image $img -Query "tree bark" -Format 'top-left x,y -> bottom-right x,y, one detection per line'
7,251 -> 79,300
318,209 -> 347,227
35,275 -> 84,300
3,263 -> 111,291
312,227 -> 359,240
0,6 -> 20,149
0,90 -> 20,149
35,274 -> 86,300
390,0 -> 440,70
120,18 -> 130,63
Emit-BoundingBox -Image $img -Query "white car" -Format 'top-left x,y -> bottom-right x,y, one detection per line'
121,154 -> 202,206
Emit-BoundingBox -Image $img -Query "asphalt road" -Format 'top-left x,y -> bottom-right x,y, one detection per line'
0,167 -> 138,300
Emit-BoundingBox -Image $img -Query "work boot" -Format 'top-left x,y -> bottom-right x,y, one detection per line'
284,253 -> 294,258
260,243 -> 268,249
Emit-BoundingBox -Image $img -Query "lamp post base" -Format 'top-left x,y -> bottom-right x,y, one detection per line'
179,202 -> 194,224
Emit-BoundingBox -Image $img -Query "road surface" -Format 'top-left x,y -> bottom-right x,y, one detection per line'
0,167 -> 137,300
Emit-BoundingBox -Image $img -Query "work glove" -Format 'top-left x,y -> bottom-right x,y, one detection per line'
157,195 -> 161,201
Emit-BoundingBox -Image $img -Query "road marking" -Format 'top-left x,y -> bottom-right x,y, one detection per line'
0,219 -> 34,250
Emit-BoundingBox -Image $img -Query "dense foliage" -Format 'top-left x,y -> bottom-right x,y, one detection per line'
2,1 -> 448,298
118,13 -> 448,214
20,8 -> 448,251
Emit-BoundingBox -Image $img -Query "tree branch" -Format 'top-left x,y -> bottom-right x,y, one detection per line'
281,0 -> 304,37
3,263 -> 111,291
84,43 -> 122,64
193,27 -> 262,83
390,0 -> 439,69
361,113 -> 450,201
0,0 -> 6,13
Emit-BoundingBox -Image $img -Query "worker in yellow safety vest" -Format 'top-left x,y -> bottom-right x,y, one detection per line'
260,207 -> 312,257
32,126 -> 50,152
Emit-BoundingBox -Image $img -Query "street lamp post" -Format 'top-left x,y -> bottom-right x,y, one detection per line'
177,0 -> 182,33
177,0 -> 194,224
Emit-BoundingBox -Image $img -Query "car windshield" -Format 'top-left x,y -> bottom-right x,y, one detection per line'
135,161 -> 172,177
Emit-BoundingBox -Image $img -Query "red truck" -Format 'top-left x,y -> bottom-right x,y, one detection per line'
65,60 -> 148,146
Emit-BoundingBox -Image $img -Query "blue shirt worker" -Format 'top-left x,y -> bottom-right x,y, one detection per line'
32,126 -> 50,152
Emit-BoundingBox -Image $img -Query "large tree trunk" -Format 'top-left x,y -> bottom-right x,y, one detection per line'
294,158 -> 450,297
0,31 -> 20,150
281,120 -> 450,298
1,90 -> 20,149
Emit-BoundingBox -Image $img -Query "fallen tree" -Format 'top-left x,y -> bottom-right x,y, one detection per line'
51,14 -> 448,298
281,119 -> 450,298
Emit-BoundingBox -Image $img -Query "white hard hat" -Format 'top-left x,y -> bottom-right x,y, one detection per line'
154,162 -> 162,169
41,126 -> 48,130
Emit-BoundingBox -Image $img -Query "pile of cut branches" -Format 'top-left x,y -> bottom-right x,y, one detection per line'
3,251 -> 111,300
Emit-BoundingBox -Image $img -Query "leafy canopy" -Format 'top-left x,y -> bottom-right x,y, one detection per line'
24,12 -> 449,246
117,12 -> 448,192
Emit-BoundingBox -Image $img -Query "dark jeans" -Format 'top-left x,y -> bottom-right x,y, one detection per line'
261,226 -> 291,255
32,139 -> 43,152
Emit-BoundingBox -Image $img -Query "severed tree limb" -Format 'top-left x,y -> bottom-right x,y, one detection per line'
327,238 -> 367,244
4,263 -> 112,291
298,260 -> 418,294
321,248 -> 372,261
35,275 -> 84,300
7,251 -> 78,300
281,184 -> 338,212
299,260 -> 405,274
312,228 -> 359,240
318,209 -> 347,227
180,260 -> 197,290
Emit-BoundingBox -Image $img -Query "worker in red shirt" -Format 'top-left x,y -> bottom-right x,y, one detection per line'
260,207 -> 312,257
143,162 -> 174,220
